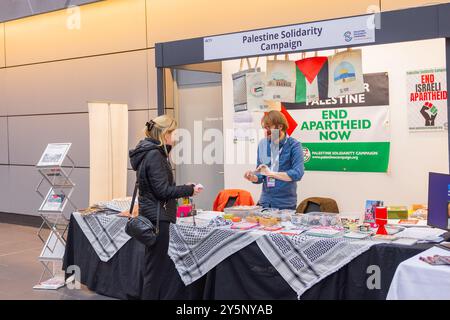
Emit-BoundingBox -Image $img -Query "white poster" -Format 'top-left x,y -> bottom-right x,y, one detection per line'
406,68 -> 448,132
37,143 -> 71,167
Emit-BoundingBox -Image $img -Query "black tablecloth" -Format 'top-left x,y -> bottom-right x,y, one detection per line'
63,215 -> 145,300
63,216 -> 432,300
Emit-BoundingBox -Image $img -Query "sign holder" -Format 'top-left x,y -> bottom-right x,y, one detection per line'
33,143 -> 77,290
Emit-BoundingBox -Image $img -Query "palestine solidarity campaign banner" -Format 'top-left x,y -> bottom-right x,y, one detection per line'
406,68 -> 448,132
284,72 -> 390,172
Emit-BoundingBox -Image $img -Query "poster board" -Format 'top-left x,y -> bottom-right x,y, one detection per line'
285,72 -> 390,172
36,143 -> 72,167
406,68 -> 448,132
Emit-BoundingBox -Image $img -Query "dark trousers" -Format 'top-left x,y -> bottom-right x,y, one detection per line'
141,221 -> 187,300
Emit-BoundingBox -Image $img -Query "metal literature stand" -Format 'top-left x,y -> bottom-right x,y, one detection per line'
33,143 -> 77,290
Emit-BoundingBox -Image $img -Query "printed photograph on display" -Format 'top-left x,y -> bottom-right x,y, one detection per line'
364,200 -> 384,226
37,143 -> 72,167
39,189 -> 68,212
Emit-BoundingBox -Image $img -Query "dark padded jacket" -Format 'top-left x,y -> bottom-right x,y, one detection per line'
129,138 -> 194,223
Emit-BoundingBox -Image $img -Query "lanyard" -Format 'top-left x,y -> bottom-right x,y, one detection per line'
270,140 -> 287,171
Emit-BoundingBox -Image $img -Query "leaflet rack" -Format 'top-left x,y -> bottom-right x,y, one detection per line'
33,143 -> 77,290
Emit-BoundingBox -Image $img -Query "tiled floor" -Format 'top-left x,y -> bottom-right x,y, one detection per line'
0,222 -> 115,300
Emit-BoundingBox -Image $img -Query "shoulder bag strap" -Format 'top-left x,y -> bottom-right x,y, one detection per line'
128,146 -> 161,234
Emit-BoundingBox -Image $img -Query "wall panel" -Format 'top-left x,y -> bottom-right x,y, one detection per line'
127,169 -> 136,198
6,166 -> 89,216
128,109 -> 149,169
146,0 -> 376,47
148,49 -> 158,109
0,23 -> 4,68
5,0 -> 147,66
8,113 -> 89,167
0,69 -> 5,116
4,50 -> 148,115
0,166 -> 10,213
0,118 -> 8,164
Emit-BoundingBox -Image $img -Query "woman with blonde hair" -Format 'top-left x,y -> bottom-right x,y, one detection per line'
129,114 -> 202,299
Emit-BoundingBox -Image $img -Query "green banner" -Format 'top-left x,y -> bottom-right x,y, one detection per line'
302,142 -> 390,172
286,73 -> 391,172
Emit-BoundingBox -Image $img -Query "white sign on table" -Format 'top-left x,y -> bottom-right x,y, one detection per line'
204,15 -> 375,61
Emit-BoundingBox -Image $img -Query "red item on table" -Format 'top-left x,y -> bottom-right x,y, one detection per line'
375,206 -> 388,235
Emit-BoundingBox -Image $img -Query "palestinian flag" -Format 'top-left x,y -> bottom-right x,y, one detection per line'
295,56 -> 329,103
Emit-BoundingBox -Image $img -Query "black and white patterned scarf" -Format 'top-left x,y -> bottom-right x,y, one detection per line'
256,233 -> 378,299
73,212 -> 131,262
168,224 -> 263,285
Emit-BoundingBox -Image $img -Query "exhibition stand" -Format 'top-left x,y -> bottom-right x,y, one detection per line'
61,4 -> 450,300
34,143 -> 77,290
154,4 -> 450,168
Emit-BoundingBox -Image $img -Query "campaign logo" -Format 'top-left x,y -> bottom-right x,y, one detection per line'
303,147 -> 311,163
420,102 -> 438,127
344,31 -> 353,42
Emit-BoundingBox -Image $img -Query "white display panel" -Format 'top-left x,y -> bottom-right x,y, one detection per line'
205,15 -> 375,60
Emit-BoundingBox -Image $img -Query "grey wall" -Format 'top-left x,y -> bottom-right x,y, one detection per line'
0,49 -> 159,216
0,1 -> 166,217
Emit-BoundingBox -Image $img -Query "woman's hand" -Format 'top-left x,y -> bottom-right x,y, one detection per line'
193,184 -> 204,196
244,170 -> 259,183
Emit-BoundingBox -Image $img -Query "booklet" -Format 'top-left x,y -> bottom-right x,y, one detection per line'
231,222 -> 259,230
39,189 -> 67,212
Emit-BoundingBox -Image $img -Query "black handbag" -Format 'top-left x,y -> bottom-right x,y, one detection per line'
125,171 -> 160,247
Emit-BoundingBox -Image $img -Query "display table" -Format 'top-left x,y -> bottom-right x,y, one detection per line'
387,246 -> 450,300
63,215 -> 145,299
63,215 -> 434,300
